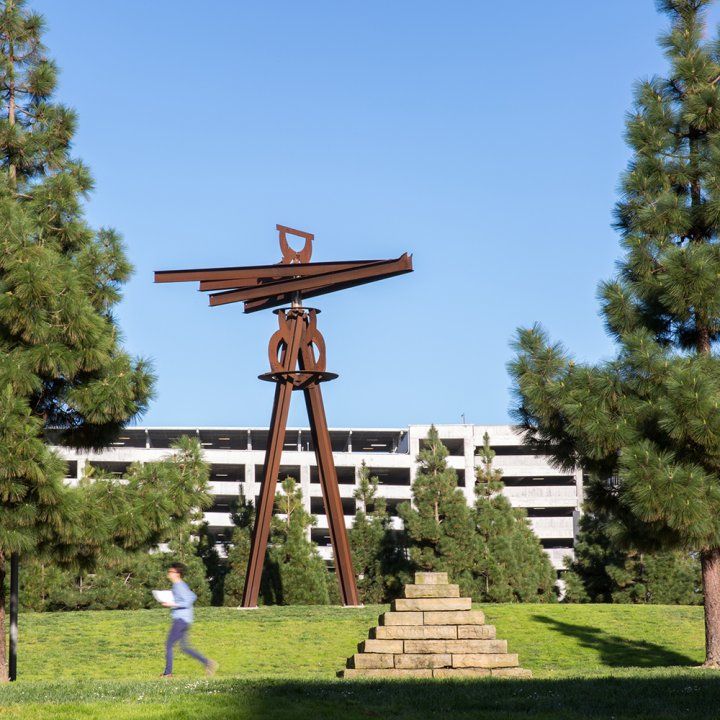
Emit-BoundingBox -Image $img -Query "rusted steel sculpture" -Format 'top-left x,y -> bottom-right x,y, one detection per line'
155,226 -> 413,607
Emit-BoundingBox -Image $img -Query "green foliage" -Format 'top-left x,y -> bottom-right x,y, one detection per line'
564,510 -> 702,605
474,433 -> 556,602
222,496 -> 255,606
0,0 -> 153,677
399,426 -> 478,595
348,462 -> 407,603
508,0 -> 720,661
262,478 -> 329,605
16,438 -> 212,611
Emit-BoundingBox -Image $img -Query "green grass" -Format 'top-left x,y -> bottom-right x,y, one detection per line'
0,604 -> 718,719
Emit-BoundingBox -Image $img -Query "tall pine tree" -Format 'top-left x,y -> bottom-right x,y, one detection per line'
474,433 -> 556,602
399,426 -> 477,595
263,477 -> 329,605
0,0 -> 152,679
510,0 -> 720,666
348,462 -> 406,603
222,495 -> 255,606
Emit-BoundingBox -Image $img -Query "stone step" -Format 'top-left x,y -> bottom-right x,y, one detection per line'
393,597 -> 472,612
341,665 -> 531,679
458,624 -> 496,639
452,653 -> 519,669
395,653 -> 452,669
404,583 -> 460,599
340,668 -> 433,679
379,611 -> 424,626
433,667 -> 531,678
415,572 -> 448,585
491,667 -> 533,678
404,639 -> 507,654
359,639 -> 403,654
433,667 -> 490,678
349,653 -> 394,669
372,625 -> 458,640
424,610 -> 485,625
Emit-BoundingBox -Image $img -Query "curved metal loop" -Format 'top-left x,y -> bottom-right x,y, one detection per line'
277,224 -> 314,264
301,310 -> 326,372
268,311 -> 292,372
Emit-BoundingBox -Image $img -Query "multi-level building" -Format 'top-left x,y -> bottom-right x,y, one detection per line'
52,423 -> 583,571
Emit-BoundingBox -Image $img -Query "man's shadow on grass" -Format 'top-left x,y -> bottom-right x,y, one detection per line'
531,614 -> 696,668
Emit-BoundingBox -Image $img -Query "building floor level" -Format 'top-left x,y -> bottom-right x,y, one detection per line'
52,424 -> 583,571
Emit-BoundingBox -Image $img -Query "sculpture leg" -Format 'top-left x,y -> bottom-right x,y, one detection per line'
303,382 -> 360,606
241,312 -> 304,607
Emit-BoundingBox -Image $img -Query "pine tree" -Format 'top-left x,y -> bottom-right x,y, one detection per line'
348,462 -> 406,603
18,437 -> 212,610
474,433 -> 556,602
564,510 -> 702,605
263,478 -> 329,605
0,0 -> 153,679
399,426 -> 477,595
509,0 -> 720,665
222,495 -> 255,606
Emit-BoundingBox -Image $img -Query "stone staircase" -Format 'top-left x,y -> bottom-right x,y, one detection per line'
339,572 -> 532,679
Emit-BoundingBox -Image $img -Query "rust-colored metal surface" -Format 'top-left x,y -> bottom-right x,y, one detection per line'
155,225 -> 413,607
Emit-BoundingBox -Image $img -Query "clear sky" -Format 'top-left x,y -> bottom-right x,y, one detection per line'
30,1 -> 720,429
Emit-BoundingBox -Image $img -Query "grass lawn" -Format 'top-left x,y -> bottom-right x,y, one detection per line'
0,603 -> 718,719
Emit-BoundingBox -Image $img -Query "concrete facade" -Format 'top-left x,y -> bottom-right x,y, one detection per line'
52,423 -> 583,571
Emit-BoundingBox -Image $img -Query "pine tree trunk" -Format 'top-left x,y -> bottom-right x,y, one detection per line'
702,547 -> 720,668
0,552 -> 8,682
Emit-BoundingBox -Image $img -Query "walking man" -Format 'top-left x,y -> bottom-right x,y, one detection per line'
161,562 -> 218,678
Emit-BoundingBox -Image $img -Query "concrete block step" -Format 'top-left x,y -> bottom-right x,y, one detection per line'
452,653 -> 519,669
433,667 -> 490,678
458,624 -> 496,639
359,639 -> 403,654
424,610 -> 485,625
414,572 -> 448,585
372,625 -> 457,640
379,611 -> 424,626
404,639 -> 507,654
395,653 -> 452,669
349,653 -> 394,669
404,584 -> 460,599
393,597 -> 472,612
340,668 -> 433,679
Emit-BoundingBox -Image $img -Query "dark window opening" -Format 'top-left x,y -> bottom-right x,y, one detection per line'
371,468 -> 411,486
526,507 -> 575,517
541,538 -> 574,549
501,476 -> 576,487
310,497 -> 355,515
421,438 -> 464,456
210,464 -> 245,482
147,430 -> 196,449
310,466 -> 356,485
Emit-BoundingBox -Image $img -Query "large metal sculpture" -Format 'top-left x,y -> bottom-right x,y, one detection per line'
155,226 -> 413,606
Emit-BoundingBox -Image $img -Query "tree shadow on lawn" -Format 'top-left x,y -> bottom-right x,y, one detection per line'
227,675 -> 720,720
531,614 -> 697,668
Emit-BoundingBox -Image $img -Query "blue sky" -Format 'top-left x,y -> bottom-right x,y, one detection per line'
31,1 -> 719,428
